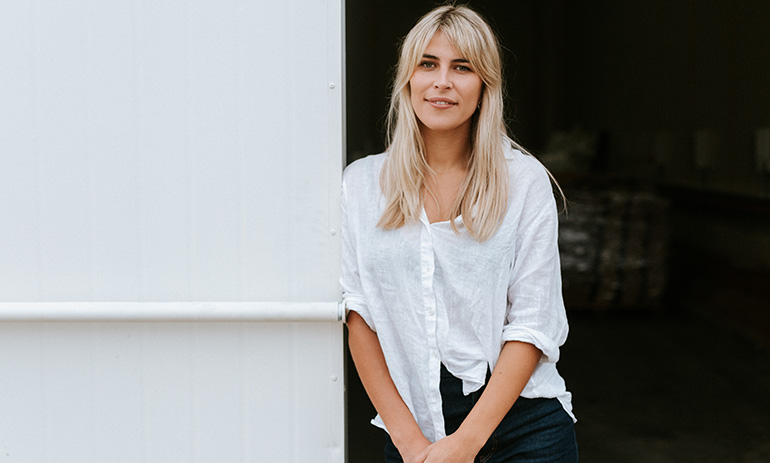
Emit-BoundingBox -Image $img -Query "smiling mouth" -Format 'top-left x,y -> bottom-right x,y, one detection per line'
426,98 -> 457,107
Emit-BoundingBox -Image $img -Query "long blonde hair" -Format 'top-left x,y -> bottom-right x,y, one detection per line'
377,4 -> 527,242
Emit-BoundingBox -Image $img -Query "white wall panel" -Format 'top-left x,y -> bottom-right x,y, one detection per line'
0,0 -> 343,302
0,319 -> 344,463
0,0 -> 345,461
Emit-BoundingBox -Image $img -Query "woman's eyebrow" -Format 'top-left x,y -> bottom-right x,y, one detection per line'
421,53 -> 470,64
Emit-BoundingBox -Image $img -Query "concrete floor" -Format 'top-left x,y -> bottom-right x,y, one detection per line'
558,311 -> 770,462
347,308 -> 770,462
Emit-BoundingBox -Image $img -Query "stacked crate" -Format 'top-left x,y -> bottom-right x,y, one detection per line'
558,188 -> 669,310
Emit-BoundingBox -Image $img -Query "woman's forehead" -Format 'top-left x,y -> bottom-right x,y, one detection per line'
422,31 -> 464,57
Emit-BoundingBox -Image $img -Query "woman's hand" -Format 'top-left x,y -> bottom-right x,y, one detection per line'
417,432 -> 481,463
396,434 -> 433,463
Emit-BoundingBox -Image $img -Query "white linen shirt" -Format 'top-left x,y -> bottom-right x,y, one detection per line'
340,145 -> 574,443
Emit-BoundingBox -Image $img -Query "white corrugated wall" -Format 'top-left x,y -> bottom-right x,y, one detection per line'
0,0 -> 345,461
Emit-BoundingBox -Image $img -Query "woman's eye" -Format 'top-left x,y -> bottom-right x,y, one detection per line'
419,61 -> 436,69
455,65 -> 472,72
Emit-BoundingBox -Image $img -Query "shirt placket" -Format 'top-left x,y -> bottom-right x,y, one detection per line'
419,218 -> 445,439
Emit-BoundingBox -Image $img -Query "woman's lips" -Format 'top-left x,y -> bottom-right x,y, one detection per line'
426,97 -> 457,108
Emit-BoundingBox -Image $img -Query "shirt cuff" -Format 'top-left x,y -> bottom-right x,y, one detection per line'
500,325 -> 561,363
343,294 -> 375,332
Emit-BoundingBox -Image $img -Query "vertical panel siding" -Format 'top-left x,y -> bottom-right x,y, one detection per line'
0,321 -> 344,462
0,0 -> 343,303
0,0 -> 345,461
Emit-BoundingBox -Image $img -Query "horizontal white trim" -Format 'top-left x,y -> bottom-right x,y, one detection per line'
0,301 -> 345,323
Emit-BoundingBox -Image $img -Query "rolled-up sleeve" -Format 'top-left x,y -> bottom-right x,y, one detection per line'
339,168 -> 376,331
502,164 -> 568,363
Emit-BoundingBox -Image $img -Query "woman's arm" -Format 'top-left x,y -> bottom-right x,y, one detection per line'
347,311 -> 432,463
419,341 -> 541,463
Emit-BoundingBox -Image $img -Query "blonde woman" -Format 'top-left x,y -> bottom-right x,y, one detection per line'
341,4 -> 578,463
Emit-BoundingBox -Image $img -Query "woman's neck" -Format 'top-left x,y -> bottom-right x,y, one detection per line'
420,123 -> 472,173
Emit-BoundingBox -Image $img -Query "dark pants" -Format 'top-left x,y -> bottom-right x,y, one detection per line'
385,364 -> 578,463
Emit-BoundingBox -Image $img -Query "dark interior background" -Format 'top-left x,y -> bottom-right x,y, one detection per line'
345,1 -> 770,461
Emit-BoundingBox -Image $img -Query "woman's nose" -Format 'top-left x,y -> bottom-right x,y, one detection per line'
433,69 -> 452,89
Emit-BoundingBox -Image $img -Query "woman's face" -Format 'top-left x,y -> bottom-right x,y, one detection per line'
409,31 -> 483,136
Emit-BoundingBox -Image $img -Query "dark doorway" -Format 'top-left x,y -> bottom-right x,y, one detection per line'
345,2 -> 770,461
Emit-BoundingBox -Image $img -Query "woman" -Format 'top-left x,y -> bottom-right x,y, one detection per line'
341,4 -> 577,463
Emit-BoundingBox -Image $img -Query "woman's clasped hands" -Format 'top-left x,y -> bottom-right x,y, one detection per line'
406,432 -> 482,463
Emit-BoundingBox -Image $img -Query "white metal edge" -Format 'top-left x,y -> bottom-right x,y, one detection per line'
0,301 -> 345,322
327,0 -> 344,303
